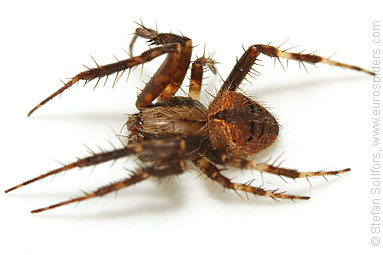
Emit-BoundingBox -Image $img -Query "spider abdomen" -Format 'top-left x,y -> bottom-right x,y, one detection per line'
208,91 -> 279,156
133,97 -> 208,135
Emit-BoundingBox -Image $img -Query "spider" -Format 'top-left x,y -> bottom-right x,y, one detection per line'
5,23 -> 375,213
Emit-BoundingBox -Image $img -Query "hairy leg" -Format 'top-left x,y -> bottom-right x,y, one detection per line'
28,43 -> 180,116
129,23 -> 193,104
5,137 -> 185,193
194,157 -> 310,200
209,150 -> 350,180
31,157 -> 186,213
218,44 -> 375,94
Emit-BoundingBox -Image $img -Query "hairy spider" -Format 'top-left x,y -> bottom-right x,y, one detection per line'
5,23 -> 374,213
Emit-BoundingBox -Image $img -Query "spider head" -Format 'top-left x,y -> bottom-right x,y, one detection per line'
208,91 -> 279,157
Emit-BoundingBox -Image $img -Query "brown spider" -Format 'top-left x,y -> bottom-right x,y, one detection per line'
5,23 -> 374,213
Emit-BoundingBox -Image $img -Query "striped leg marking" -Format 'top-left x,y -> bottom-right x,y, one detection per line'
209,150 -> 350,180
195,157 -> 310,200
219,44 -> 374,94
254,44 -> 374,75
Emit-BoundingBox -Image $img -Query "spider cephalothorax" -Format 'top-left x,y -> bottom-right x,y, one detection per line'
5,22 -> 374,213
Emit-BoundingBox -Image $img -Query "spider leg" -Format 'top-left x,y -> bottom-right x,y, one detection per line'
129,23 -> 193,103
209,150 -> 350,180
189,56 -> 217,101
194,157 -> 310,200
27,43 -> 180,117
130,22 -> 189,54
31,169 -> 149,213
256,44 -> 375,75
4,137 -> 185,193
31,157 -> 186,213
157,41 -> 192,101
218,44 -> 374,94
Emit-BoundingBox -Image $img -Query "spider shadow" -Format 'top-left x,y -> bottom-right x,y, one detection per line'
32,112 -> 128,125
252,75 -> 367,98
29,112 -> 133,141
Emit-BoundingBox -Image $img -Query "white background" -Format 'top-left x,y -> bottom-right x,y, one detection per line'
0,0 -> 381,254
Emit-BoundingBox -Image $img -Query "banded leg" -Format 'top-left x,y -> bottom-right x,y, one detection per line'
194,157 -> 309,200
129,22 -> 190,54
31,157 -> 186,213
189,56 -> 217,101
28,43 -> 180,116
209,150 -> 350,180
218,44 -> 375,94
4,137 -> 185,193
129,23 -> 193,104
